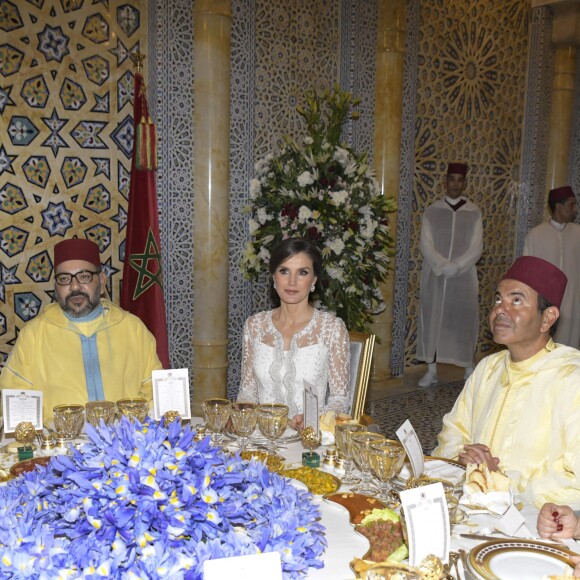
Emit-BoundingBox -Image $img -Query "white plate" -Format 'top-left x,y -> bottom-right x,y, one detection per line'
468,539 -> 574,580
248,427 -> 301,445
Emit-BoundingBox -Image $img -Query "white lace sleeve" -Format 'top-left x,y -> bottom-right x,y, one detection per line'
324,316 -> 350,414
237,317 -> 259,403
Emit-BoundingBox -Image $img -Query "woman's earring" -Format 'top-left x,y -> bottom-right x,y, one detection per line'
273,282 -> 277,289
310,284 -> 315,292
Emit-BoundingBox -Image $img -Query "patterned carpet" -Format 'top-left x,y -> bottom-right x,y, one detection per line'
364,381 -> 465,455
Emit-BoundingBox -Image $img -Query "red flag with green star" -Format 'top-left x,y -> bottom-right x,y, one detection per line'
121,71 -> 170,368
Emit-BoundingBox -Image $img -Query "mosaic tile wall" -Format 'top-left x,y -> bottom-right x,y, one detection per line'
401,0 -> 533,369
0,0 -> 148,364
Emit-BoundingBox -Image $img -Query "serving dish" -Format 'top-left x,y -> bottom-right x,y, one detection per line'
324,492 -> 387,524
280,466 -> 340,496
10,456 -> 52,477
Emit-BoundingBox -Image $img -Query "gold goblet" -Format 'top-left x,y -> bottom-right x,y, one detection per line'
364,562 -> 422,579
256,403 -> 288,455
369,439 -> 406,506
53,404 -> 85,439
350,431 -> 385,495
335,423 -> 366,484
201,398 -> 231,446
230,402 -> 258,451
116,398 -> 149,423
85,400 -> 116,427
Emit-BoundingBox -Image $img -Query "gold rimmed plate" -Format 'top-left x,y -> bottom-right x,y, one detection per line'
468,539 -> 575,580
393,456 -> 466,491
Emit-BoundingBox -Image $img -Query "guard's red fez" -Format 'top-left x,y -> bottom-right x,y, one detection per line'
548,185 -> 575,205
54,239 -> 101,269
447,162 -> 468,176
501,256 -> 567,309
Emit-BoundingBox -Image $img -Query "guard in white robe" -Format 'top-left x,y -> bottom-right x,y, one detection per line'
417,163 -> 483,386
523,185 -> 580,348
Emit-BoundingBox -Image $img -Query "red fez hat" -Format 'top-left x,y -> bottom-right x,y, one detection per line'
54,238 -> 101,269
447,162 -> 468,176
548,185 -> 575,205
501,256 -> 567,309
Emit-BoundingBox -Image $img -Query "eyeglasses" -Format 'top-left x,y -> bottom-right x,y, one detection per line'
55,270 -> 101,286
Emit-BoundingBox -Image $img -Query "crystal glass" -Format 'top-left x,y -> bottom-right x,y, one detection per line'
335,423 -> 366,484
230,402 -> 258,451
350,431 -> 385,494
53,404 -> 85,439
116,398 -> 149,423
369,439 -> 406,505
202,398 -> 231,445
256,403 -> 288,454
85,400 -> 116,427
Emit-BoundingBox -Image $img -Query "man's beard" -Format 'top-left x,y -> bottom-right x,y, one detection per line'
58,288 -> 100,318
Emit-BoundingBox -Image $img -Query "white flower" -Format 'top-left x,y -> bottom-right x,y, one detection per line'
249,179 -> 261,199
248,218 -> 260,236
258,246 -> 271,263
298,171 -> 314,187
360,218 -> 378,239
257,207 -> 271,225
304,136 -> 313,145
358,205 -> 372,217
332,147 -> 350,167
325,238 -> 345,255
329,190 -> 348,206
298,206 -> 312,222
327,266 -> 346,282
344,161 -> 358,175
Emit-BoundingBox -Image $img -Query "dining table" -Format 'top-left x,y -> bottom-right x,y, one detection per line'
0,418 -> 576,580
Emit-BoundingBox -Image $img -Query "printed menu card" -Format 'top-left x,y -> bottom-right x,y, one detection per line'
2,389 -> 43,432
400,482 -> 451,566
152,369 -> 191,420
396,419 -> 425,478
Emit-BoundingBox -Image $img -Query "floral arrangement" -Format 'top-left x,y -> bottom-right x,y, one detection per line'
242,86 -> 396,331
0,419 -> 326,578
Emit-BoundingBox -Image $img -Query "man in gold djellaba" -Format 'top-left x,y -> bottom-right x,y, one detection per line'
0,238 -> 162,421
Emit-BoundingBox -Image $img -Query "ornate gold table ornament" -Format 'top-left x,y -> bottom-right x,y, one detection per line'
163,410 -> 181,428
5,421 -> 37,454
301,426 -> 321,468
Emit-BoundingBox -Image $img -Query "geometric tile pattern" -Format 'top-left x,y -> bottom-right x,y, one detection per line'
398,0 -> 532,370
365,381 -> 465,454
152,0 -> 195,372
0,0 -> 145,364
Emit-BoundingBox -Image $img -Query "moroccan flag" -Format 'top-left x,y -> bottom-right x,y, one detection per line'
121,72 -> 170,368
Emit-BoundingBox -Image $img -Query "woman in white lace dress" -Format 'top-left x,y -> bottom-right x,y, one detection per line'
237,238 -> 350,430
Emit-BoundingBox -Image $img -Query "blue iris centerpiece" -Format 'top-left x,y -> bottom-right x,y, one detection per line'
0,419 -> 326,578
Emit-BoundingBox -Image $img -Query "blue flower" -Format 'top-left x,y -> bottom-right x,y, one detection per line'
0,419 -> 326,578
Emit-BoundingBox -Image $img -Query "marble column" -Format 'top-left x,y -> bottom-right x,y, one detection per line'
369,0 -> 406,385
546,44 -> 576,195
192,0 -> 232,414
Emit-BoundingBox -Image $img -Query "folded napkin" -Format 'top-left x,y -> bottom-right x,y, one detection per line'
458,488 -> 513,515
398,460 -> 466,487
